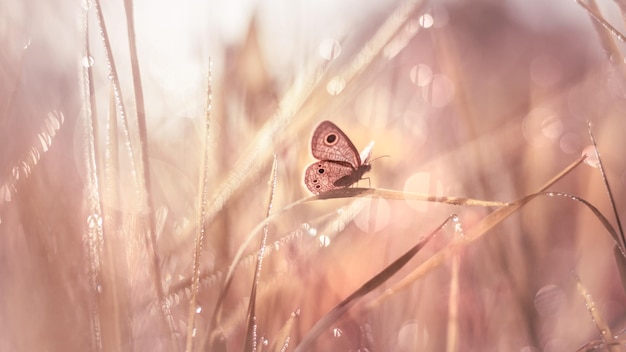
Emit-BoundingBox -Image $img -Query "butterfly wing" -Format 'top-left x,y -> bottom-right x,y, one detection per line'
311,121 -> 361,167
304,160 -> 371,194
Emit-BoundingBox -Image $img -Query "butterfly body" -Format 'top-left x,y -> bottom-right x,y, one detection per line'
304,121 -> 373,194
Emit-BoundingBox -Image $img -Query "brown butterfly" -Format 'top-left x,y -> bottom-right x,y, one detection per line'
304,121 -> 373,194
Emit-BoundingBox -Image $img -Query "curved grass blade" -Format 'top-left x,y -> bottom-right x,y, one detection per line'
242,155 -> 279,352
185,58 -> 214,352
120,1 -> 177,349
368,155 -> 590,304
269,309 -> 300,352
587,123 -> 626,254
574,274 -> 620,352
315,187 -> 509,207
293,215 -> 452,352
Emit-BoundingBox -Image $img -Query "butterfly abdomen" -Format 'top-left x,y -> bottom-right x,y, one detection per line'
333,163 -> 371,187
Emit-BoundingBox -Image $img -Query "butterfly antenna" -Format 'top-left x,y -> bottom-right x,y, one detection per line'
368,155 -> 390,163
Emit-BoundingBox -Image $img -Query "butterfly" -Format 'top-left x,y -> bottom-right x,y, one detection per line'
304,120 -> 373,194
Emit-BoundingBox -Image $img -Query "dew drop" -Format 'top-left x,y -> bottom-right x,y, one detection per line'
38,132 -> 50,152
261,338 -> 268,346
327,76 -> 346,95
307,227 -> 317,236
409,64 -> 433,87
383,38 -> 406,59
96,284 -> 103,293
582,145 -> 600,168
0,184 -> 11,202
195,306 -> 202,314
534,284 -> 565,317
87,213 -> 103,229
82,55 -> 95,68
451,214 -> 459,222
522,108 -> 560,146
22,38 -> 31,50
49,110 -> 64,126
28,147 -> 40,164
43,117 -> 55,136
319,38 -> 342,60
22,161 -> 31,176
81,0 -> 93,10
559,133 -> 581,154
541,115 -> 563,139
319,235 -> 331,247
163,274 -> 172,288
610,53 -> 621,64
191,327 -> 197,337
397,321 -> 428,350
332,327 -> 343,338
419,14 -> 434,28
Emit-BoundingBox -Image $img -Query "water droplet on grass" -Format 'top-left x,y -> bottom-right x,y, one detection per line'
419,14 -> 433,28
582,145 -> 600,168
409,64 -> 433,87
0,184 -> 11,202
319,38 -> 342,60
534,284 -> 565,317
559,133 -> 581,154
327,76 -> 346,95
397,321 -> 428,350
82,55 -> 95,68
87,214 -> 103,229
81,0 -> 93,10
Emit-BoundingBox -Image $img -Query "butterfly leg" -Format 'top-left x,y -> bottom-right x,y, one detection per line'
355,177 -> 371,188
